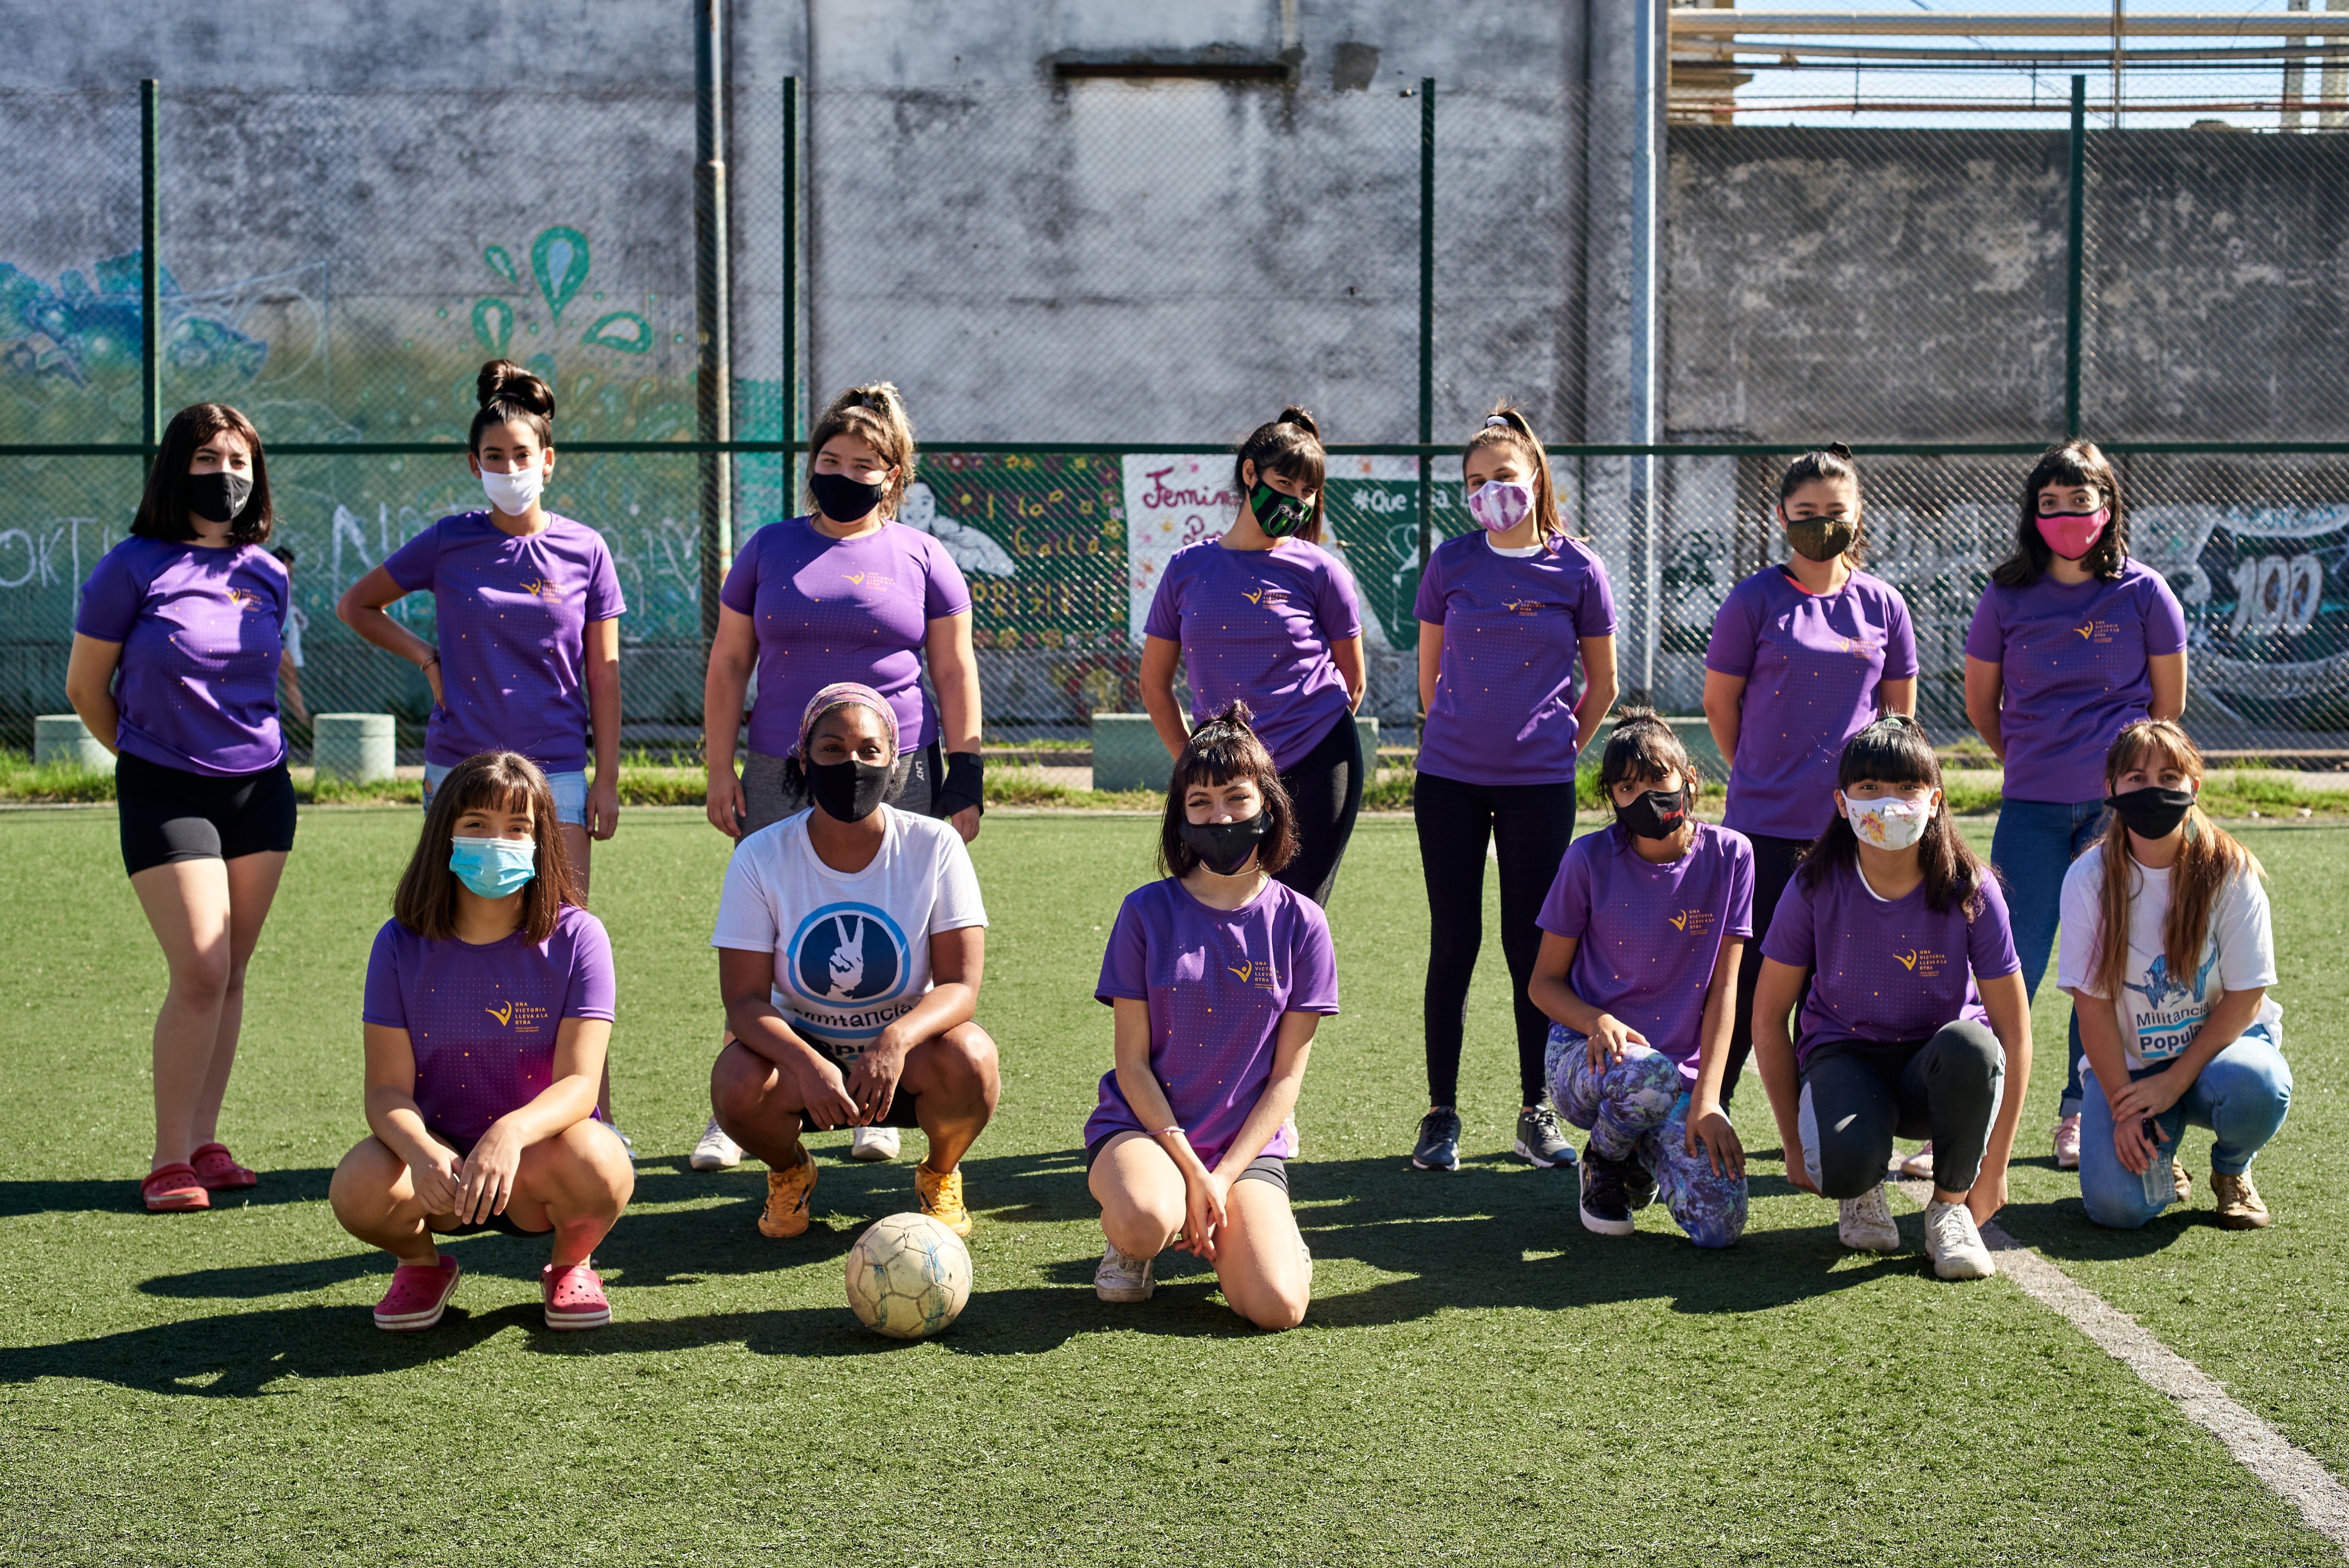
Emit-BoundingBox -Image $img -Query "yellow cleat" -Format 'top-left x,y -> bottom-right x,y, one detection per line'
758,1149 -> 817,1238
915,1160 -> 972,1238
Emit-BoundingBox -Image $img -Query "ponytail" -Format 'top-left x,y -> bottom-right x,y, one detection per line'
1233,406 -> 1331,544
1462,401 -> 1570,546
808,383 -> 918,516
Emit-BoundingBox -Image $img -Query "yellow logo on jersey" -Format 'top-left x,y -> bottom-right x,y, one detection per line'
485,1003 -> 513,1025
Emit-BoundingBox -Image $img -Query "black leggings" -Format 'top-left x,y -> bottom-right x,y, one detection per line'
1414,770 -> 1578,1108
1797,1022 -> 2005,1198
1724,832 -> 1810,1102
1272,713 -> 1363,907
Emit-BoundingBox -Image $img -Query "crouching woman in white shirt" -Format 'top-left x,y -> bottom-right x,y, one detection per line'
2060,719 -> 2288,1231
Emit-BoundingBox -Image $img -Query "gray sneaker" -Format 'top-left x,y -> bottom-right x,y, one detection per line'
1924,1200 -> 1995,1279
1411,1107 -> 1462,1172
1513,1106 -> 1578,1168
1838,1184 -> 1902,1253
1094,1242 -> 1156,1302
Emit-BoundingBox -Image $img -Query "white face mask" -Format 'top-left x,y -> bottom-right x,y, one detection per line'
479,462 -> 545,515
1844,793 -> 1934,851
1465,478 -> 1535,534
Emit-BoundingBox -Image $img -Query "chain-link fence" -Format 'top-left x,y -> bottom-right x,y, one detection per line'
3,53 -> 2345,763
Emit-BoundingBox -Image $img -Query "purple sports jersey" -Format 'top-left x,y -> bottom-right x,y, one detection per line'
1413,532 -> 1617,786
75,536 -> 289,776
383,512 -> 626,773
721,517 -> 973,759
1142,538 -> 1361,772
361,903 -> 618,1143
1761,860 -> 2020,1063
1706,567 -> 1919,840
1538,821 -> 1756,1079
1963,560 -> 2187,804
1087,877 -> 1340,1167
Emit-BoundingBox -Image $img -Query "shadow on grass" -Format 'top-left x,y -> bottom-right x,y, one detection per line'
0,1167 -> 338,1219
26,1147 -> 1949,1394
1993,1192 -> 2221,1261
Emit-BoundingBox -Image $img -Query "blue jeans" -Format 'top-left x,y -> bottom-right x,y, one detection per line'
422,762 -> 589,826
2077,1025 -> 2291,1229
1991,797 -> 2108,1115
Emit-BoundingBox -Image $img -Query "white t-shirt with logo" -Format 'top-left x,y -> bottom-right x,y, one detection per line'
2056,843 -> 2281,1070
710,806 -> 987,1059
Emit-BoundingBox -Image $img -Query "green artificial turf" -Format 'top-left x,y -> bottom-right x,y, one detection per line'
1,808 -> 2343,1566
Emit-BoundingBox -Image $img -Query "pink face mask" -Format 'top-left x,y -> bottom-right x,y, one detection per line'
1465,479 -> 1534,534
2036,507 -> 2110,561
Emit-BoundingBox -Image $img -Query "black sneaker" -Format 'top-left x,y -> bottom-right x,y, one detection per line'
1412,1107 -> 1462,1172
1514,1106 -> 1578,1168
1623,1157 -> 1657,1211
1578,1151 -> 1636,1235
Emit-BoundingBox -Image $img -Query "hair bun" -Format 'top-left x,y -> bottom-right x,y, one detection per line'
1275,406 -> 1320,439
476,358 -> 555,419
1610,703 -> 1665,732
1825,441 -> 1853,460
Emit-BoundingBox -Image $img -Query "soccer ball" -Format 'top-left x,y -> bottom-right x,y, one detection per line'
844,1212 -> 972,1339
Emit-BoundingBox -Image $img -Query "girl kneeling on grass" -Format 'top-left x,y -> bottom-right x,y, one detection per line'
1086,703 -> 1337,1329
1528,709 -> 1754,1245
1752,716 -> 2033,1281
329,752 -> 633,1332
2059,720 -> 2287,1230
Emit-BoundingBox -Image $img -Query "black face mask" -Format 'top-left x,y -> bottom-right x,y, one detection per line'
1614,787 -> 1689,841
2106,785 -> 2195,840
807,756 -> 892,823
809,471 -> 889,524
1782,509 -> 1855,564
187,470 -> 253,526
1179,811 -> 1269,876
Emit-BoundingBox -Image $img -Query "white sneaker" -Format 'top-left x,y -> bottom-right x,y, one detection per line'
1924,1199 -> 1996,1280
689,1116 -> 742,1171
1898,1142 -> 1935,1180
1095,1242 -> 1156,1302
605,1123 -> 636,1160
848,1125 -> 901,1162
1838,1184 -> 1902,1252
2053,1115 -> 2082,1170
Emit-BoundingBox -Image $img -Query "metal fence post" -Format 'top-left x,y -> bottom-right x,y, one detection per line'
141,79 -> 160,471
2066,74 -> 2086,439
1409,78 -> 1435,751
695,0 -> 732,647
784,75 -> 801,448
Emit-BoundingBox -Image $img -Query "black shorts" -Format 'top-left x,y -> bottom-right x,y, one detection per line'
807,1040 -> 925,1130
423,1127 -> 555,1240
117,752 -> 298,877
1084,1132 -> 1289,1194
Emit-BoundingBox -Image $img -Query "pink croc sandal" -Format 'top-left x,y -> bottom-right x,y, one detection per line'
190,1142 -> 258,1191
542,1262 -> 611,1330
142,1164 -> 209,1212
373,1255 -> 462,1332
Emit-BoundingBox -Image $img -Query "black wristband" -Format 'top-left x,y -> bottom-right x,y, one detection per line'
937,749 -> 984,817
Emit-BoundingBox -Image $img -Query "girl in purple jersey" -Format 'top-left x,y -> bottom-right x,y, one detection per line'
1703,447 -> 1917,1130
330,752 -> 634,1332
1529,711 -> 1755,1246
1086,704 -> 1337,1330
68,404 -> 296,1213
1139,407 -> 1366,907
696,384 -> 985,1171
1411,406 -> 1619,1175
1752,717 -> 2034,1281
1964,440 -> 2187,1172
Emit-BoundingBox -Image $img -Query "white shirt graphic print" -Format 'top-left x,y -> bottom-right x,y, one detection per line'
2057,845 -> 2281,1070
711,806 -> 987,1060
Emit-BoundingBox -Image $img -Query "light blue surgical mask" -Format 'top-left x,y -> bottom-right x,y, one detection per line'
449,835 -> 537,898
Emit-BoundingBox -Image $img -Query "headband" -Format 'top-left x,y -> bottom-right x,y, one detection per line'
796,681 -> 899,760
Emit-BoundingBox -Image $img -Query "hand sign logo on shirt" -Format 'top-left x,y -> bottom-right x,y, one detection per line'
791,905 -> 905,1007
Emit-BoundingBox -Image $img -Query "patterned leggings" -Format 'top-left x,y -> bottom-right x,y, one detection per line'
1547,1024 -> 1748,1249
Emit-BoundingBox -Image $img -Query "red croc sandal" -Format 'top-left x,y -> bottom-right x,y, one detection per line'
142,1164 -> 210,1212
190,1142 -> 258,1190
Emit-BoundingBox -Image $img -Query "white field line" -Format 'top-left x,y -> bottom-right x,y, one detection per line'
1890,1177 -> 2349,1557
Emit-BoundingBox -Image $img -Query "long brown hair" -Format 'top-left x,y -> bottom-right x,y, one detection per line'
1991,438 -> 2129,587
1462,401 -> 1572,546
1233,406 -> 1330,545
132,404 -> 275,545
393,751 -> 582,943
1156,702 -> 1298,880
807,382 -> 917,517
2089,720 -> 2263,1004
1799,715 -> 1989,917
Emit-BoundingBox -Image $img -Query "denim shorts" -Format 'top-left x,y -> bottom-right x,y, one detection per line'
423,762 -> 588,826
